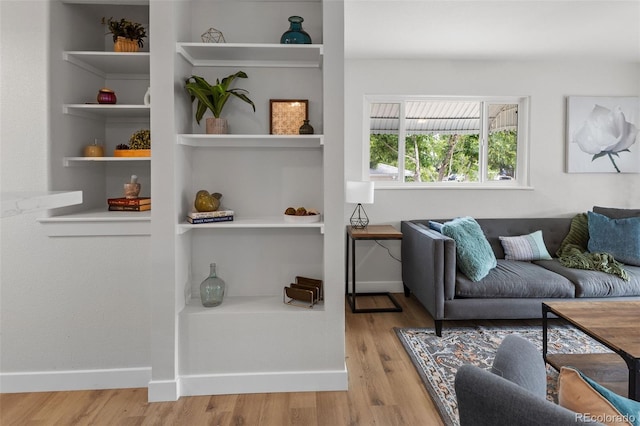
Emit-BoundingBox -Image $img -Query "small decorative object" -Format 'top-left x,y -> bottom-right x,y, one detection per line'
200,263 -> 226,307
129,129 -> 151,150
143,87 -> 150,105
185,73 -> 255,134
280,16 -> 312,44
299,120 -> 314,135
83,139 -> 104,157
283,206 -> 321,223
194,190 -> 222,212
283,276 -> 323,308
102,17 -> 147,52
201,27 -> 226,43
566,96 -> 640,173
124,175 -> 141,199
346,181 -> 374,229
270,99 -> 308,135
97,88 -> 116,104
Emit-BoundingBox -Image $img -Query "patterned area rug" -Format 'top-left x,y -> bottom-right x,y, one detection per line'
395,323 -> 612,426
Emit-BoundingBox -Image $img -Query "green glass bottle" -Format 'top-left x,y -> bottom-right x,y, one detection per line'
200,263 -> 225,307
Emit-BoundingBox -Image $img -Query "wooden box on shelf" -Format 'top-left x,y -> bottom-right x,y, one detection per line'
114,149 -> 151,157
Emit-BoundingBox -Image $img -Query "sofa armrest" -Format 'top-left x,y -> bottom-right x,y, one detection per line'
401,221 -> 456,322
455,365 -> 599,426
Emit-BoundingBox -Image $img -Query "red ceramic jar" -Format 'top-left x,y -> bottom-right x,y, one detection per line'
97,88 -> 117,104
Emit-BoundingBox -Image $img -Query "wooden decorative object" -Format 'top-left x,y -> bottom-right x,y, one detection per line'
114,149 -> 151,157
270,99 -> 308,135
283,276 -> 323,308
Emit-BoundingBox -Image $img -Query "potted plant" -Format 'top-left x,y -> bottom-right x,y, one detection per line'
185,72 -> 255,134
102,17 -> 147,52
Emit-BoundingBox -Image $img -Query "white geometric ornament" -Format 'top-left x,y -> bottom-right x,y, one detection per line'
201,28 -> 226,43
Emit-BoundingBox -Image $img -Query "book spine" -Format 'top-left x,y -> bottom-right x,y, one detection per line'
187,210 -> 234,219
187,216 -> 234,224
108,205 -> 151,211
107,198 -> 151,206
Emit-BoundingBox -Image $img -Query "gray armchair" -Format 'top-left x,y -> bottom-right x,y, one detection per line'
454,335 -> 602,426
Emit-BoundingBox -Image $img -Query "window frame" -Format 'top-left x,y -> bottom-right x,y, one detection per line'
363,95 -> 531,189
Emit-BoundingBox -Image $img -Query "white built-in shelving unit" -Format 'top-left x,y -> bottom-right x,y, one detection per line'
44,0 -> 346,402
40,1 -> 151,236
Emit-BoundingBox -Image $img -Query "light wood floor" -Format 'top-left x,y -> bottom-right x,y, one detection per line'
0,294 -> 444,426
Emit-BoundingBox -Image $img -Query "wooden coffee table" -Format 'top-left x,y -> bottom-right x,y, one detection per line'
542,301 -> 640,400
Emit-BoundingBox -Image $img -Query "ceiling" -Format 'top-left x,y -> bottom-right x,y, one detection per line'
345,0 -> 640,62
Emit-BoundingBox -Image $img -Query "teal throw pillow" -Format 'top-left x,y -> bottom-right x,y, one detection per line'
428,221 -> 444,233
499,230 -> 552,261
442,216 -> 497,282
588,211 -> 640,266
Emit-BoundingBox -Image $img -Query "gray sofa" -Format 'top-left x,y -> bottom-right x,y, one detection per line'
401,216 -> 640,336
455,334 -> 602,425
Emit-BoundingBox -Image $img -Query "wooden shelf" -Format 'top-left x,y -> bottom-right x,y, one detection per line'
37,208 -> 150,237
177,43 -> 323,68
177,216 -> 324,234
63,51 -> 150,78
177,134 -> 323,148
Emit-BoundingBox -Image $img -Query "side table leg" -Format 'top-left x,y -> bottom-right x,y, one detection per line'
542,304 -> 549,362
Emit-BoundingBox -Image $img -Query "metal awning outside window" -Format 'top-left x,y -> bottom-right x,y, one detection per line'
370,101 -> 518,135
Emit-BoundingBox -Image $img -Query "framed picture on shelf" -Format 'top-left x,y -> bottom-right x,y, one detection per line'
270,99 -> 308,135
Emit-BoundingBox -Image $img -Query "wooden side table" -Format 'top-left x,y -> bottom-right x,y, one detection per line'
345,225 -> 403,313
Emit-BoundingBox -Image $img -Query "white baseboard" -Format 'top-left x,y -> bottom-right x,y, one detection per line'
346,280 -> 404,294
0,367 -> 151,393
148,378 -> 180,402
180,368 -> 349,397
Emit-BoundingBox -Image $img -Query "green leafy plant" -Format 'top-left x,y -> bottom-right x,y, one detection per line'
128,129 -> 151,149
101,17 -> 147,48
185,73 -> 255,123
116,144 -> 129,150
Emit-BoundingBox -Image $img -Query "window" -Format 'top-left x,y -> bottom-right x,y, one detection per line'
367,97 -> 529,186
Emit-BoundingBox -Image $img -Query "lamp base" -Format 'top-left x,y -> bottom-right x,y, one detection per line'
350,204 -> 369,229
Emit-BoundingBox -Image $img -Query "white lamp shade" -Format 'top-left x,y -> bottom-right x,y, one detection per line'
346,181 -> 374,204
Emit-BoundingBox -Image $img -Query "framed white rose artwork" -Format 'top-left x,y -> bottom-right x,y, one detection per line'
566,96 -> 640,173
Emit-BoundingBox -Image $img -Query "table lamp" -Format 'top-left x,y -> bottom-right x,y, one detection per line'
346,181 -> 374,229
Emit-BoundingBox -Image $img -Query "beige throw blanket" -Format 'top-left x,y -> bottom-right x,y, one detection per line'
556,213 -> 629,281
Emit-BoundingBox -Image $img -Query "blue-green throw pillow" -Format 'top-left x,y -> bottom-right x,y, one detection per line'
442,216 -> 497,281
588,211 -> 640,266
428,221 -> 444,233
580,371 -> 640,426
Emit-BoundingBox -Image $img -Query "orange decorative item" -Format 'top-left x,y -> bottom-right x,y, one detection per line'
114,36 -> 139,52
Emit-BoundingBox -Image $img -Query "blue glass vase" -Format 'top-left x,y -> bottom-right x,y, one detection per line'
280,16 -> 312,44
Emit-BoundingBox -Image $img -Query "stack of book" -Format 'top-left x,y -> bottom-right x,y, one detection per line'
108,197 -> 151,211
186,209 -> 234,224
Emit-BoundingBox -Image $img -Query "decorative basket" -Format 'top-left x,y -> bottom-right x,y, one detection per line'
114,37 -> 139,52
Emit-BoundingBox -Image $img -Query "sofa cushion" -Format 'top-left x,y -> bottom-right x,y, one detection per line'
558,366 -> 640,426
534,259 -> 640,297
499,230 -> 552,261
588,211 -> 640,267
593,206 -> 640,219
456,260 -> 575,298
442,216 -> 497,282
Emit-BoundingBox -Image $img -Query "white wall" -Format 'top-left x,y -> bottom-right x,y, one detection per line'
1,1 -> 151,392
345,58 -> 640,290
